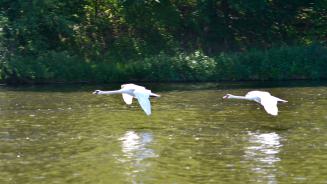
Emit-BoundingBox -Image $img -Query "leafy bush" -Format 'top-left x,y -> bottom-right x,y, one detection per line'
3,51 -> 90,83
214,44 -> 327,81
127,50 -> 216,82
1,44 -> 326,84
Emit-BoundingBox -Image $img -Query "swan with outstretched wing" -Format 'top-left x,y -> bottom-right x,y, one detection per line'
93,84 -> 160,116
223,91 -> 287,116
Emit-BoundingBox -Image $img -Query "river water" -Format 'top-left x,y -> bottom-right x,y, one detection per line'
0,81 -> 326,184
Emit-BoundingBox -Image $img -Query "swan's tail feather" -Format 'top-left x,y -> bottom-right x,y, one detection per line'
150,92 -> 160,97
275,97 -> 288,103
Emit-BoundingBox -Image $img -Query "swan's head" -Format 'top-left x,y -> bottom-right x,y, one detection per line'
223,94 -> 232,99
93,90 -> 101,94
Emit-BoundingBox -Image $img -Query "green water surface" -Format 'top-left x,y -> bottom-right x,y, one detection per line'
0,82 -> 326,184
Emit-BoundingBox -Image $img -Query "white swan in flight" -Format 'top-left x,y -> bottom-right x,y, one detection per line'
223,91 -> 287,116
93,84 -> 160,116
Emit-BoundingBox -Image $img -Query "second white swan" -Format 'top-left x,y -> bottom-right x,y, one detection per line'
223,91 -> 287,116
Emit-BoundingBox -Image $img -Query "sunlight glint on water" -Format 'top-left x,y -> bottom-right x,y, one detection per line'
0,82 -> 326,184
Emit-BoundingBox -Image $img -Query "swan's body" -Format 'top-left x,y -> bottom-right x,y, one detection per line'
93,84 -> 160,116
223,91 -> 287,116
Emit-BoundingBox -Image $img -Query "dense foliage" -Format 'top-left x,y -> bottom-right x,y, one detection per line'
0,0 -> 326,83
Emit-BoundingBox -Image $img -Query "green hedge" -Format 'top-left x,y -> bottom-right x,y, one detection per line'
1,44 -> 326,84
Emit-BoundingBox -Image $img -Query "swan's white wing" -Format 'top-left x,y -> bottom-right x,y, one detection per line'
246,91 -> 270,103
122,93 -> 133,105
246,91 -> 271,98
121,84 -> 146,90
260,97 -> 278,116
134,90 -> 151,116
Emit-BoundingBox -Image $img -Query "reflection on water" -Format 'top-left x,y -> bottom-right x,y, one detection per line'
0,82 -> 327,183
119,131 -> 157,183
120,131 -> 156,160
245,132 -> 282,184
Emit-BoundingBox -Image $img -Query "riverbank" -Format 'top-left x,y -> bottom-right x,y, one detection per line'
1,44 -> 326,84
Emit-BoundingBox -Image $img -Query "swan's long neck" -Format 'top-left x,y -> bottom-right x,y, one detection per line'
228,95 -> 252,100
98,89 -> 123,95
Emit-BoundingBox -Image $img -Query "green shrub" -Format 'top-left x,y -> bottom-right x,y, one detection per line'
3,51 -> 90,83
127,50 -> 216,82
214,44 -> 327,81
1,44 -> 326,84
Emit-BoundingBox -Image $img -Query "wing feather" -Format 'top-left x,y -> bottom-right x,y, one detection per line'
260,97 -> 278,116
134,90 -> 151,116
122,93 -> 133,105
121,84 -> 145,90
